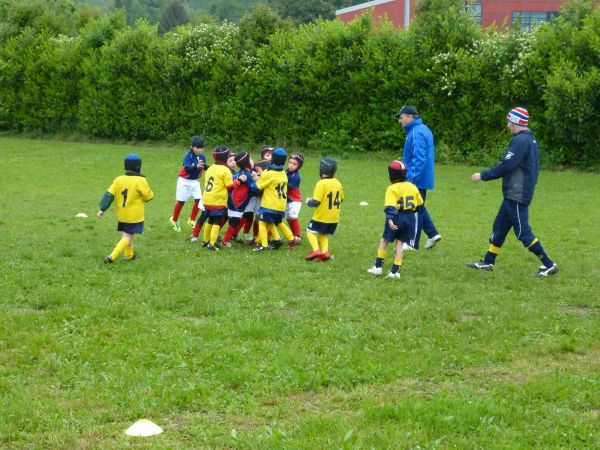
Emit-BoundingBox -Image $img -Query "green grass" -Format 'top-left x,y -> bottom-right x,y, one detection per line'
0,137 -> 598,449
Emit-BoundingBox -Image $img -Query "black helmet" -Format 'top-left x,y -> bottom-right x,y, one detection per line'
212,146 -> 231,163
319,157 -> 337,177
124,153 -> 142,174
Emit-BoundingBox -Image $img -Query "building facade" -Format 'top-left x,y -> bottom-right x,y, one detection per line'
336,0 -> 568,30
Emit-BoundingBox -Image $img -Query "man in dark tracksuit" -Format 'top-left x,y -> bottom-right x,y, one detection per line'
467,107 -> 558,277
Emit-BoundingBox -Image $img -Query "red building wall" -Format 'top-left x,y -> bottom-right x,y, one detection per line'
336,0 -> 414,29
337,0 -> 569,29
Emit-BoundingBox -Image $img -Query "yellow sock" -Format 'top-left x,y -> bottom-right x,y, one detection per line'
307,232 -> 319,251
488,244 -> 501,254
317,234 -> 329,253
203,223 -> 212,243
110,238 -> 129,260
210,223 -> 221,245
277,222 -> 294,241
394,258 -> 403,266
125,244 -> 134,260
268,223 -> 281,241
258,221 -> 268,247
377,248 -> 387,259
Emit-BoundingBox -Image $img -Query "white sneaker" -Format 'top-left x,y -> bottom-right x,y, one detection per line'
386,272 -> 401,279
425,234 -> 442,249
190,236 -> 199,243
367,266 -> 382,276
402,243 -> 416,251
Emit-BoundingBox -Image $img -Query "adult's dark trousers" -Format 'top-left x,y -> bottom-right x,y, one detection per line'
414,189 -> 439,249
489,199 -> 536,248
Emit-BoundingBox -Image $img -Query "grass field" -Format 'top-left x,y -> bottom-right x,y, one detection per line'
0,137 -> 598,449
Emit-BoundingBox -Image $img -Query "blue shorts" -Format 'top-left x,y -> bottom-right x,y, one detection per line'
258,210 -> 284,224
382,213 -> 417,244
117,221 -> 144,234
307,220 -> 338,235
205,208 -> 226,218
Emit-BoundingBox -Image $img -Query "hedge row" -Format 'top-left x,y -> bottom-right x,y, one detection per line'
0,2 -> 598,168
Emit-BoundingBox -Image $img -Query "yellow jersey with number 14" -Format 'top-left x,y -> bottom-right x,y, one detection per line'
107,174 -> 154,223
311,177 -> 344,224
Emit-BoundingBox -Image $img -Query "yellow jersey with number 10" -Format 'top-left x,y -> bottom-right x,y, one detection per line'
311,177 -> 344,224
257,169 -> 288,212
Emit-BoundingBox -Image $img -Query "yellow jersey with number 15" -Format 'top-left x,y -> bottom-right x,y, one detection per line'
384,181 -> 424,212
311,177 -> 344,224
107,174 -> 154,223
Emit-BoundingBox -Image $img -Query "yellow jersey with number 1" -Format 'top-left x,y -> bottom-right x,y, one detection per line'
311,177 -> 344,224
107,174 -> 154,223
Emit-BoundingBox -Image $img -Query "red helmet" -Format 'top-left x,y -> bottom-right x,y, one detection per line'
388,160 -> 407,182
213,146 -> 231,163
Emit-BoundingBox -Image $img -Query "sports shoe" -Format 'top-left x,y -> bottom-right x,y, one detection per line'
190,236 -> 199,243
466,260 -> 494,271
367,266 -> 382,276
103,255 -> 113,264
305,249 -> 322,261
187,218 -> 195,227
206,243 -> 220,251
201,241 -> 209,247
425,234 -> 442,249
125,255 -> 138,262
287,238 -> 300,250
221,241 -> 232,248
533,264 -> 559,277
386,271 -> 401,279
253,246 -> 271,252
170,217 -> 181,232
270,239 -> 283,250
402,243 -> 416,251
318,251 -> 332,261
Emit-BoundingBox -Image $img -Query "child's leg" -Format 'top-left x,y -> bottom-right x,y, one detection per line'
317,234 -> 329,253
258,221 -> 269,247
209,218 -> 221,245
172,200 -> 185,221
222,217 -> 240,244
253,218 -> 260,238
124,233 -> 135,260
390,240 -> 404,274
192,211 -> 208,238
110,233 -> 132,260
190,199 -> 200,221
306,231 -> 319,251
375,238 -> 389,268
276,222 -> 294,242
288,218 -> 301,238
242,213 -> 253,233
203,222 -> 212,243
268,223 -> 281,241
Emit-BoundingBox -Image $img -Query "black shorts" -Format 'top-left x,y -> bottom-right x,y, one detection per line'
382,213 -> 417,243
117,221 -> 144,234
307,220 -> 337,235
258,211 -> 284,224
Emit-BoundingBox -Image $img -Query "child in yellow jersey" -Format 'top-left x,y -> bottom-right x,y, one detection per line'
367,160 -> 424,278
96,154 -> 155,263
201,146 -> 246,250
304,157 -> 345,262
253,148 -> 298,252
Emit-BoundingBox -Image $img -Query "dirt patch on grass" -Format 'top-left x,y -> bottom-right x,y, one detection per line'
561,305 -> 595,315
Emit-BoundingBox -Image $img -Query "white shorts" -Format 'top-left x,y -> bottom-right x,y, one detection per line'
227,209 -> 244,219
286,201 -> 302,219
244,197 -> 260,214
176,177 -> 204,208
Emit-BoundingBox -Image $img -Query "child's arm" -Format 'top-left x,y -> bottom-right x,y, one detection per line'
305,197 -> 320,207
96,192 -> 115,218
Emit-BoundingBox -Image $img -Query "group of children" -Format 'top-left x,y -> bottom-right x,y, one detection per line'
98,137 -> 356,267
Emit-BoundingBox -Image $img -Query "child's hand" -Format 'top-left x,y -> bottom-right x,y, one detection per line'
251,172 -> 259,181
387,219 -> 398,230
96,210 -> 104,219
305,197 -> 312,205
238,174 -> 247,182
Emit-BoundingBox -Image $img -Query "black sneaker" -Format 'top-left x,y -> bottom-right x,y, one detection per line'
103,255 -> 113,264
206,243 -> 220,251
269,239 -> 283,250
253,246 -> 271,252
533,264 -> 559,277
466,260 -> 494,271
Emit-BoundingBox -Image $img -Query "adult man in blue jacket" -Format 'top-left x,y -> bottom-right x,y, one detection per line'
467,107 -> 558,276
396,105 -> 441,250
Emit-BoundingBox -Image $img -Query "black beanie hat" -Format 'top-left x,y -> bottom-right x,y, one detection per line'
235,151 -> 251,169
